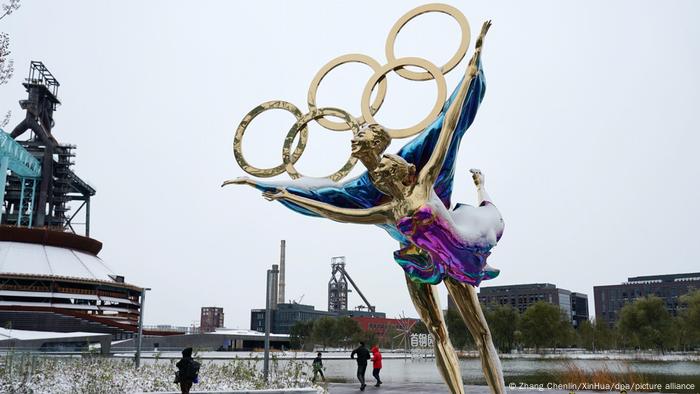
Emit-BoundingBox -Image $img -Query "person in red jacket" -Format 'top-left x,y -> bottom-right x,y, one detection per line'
370,345 -> 383,387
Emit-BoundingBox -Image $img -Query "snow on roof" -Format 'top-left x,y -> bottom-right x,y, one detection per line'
209,328 -> 289,339
0,241 -> 119,283
0,327 -> 109,341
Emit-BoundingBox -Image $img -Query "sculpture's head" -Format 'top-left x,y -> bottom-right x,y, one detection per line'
373,153 -> 416,197
351,124 -> 391,160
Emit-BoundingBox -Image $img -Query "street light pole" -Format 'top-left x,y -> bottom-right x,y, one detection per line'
263,265 -> 278,381
135,287 -> 151,368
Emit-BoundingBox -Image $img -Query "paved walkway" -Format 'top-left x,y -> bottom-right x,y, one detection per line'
326,383 -> 653,393
327,383 -> 463,393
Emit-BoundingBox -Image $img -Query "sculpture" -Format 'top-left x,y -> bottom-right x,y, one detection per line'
224,5 -> 506,393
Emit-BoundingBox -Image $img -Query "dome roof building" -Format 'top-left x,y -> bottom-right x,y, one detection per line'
0,227 -> 144,340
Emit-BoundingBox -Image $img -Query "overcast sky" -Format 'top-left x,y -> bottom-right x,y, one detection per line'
1,1 -> 698,328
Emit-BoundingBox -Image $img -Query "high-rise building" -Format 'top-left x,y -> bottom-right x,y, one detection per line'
478,283 -> 587,326
570,292 -> 589,328
593,272 -> 700,325
200,307 -> 224,333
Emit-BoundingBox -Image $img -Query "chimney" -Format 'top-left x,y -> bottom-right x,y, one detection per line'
271,264 -> 279,310
278,240 -> 286,305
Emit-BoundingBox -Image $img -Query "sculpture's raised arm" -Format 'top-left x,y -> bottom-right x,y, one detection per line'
418,21 -> 491,191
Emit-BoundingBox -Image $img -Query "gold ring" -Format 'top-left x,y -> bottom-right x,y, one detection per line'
283,107 -> 360,181
234,100 -> 308,178
360,57 -> 446,139
385,3 -> 470,81
307,54 -> 388,131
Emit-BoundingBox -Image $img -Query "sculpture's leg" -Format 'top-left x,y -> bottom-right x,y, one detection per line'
404,275 -> 465,394
444,277 -> 506,394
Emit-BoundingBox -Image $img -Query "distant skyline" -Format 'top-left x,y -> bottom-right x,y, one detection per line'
1,1 -> 698,328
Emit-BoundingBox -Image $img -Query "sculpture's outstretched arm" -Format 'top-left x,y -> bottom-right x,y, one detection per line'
418,21 -> 491,190
222,176 -> 260,189
264,189 -> 391,225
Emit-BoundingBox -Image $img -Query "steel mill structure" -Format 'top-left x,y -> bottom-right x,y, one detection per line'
0,62 -> 166,340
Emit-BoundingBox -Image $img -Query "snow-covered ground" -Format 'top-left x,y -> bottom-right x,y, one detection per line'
112,349 -> 700,362
0,327 -> 107,341
0,354 -> 324,393
113,350 -> 418,361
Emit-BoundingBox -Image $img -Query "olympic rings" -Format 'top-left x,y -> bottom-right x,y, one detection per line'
233,100 -> 308,178
385,3 -> 470,81
307,54 -> 388,131
232,4 -> 476,181
283,107 -> 360,182
361,57 -> 446,139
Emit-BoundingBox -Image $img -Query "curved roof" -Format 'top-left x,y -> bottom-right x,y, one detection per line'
0,241 -> 119,283
0,226 -> 102,255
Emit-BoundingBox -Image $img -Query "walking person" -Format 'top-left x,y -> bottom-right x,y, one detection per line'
312,352 -> 325,383
175,347 -> 200,394
370,345 -> 383,387
351,341 -> 371,391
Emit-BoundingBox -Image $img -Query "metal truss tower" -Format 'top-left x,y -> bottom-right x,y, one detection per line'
2,61 -> 95,235
328,257 -> 350,312
327,256 -> 375,313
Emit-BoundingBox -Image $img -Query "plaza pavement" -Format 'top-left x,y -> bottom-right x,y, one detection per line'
327,383 -> 480,393
326,383 -> 655,393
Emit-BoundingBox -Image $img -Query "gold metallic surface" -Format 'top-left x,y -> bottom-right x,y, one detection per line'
233,100 -> 308,178
361,57 -> 447,139
385,3 -> 470,81
405,275 -> 465,394
307,54 -> 388,131
229,10 -> 503,394
260,24 -> 503,394
282,107 -> 360,182
445,278 -> 506,394
269,44 -> 482,222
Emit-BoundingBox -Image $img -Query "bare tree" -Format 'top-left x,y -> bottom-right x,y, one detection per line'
0,0 -> 20,21
0,32 -> 13,86
0,0 -> 20,126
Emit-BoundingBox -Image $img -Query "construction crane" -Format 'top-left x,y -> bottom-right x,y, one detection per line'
292,294 -> 305,304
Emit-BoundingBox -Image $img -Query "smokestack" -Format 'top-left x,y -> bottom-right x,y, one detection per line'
271,264 -> 279,310
278,240 -> 286,304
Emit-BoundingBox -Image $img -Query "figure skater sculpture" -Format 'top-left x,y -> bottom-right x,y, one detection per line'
224,6 -> 505,393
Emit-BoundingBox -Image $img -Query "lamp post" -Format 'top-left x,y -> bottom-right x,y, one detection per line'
135,287 -> 151,368
263,265 -> 278,381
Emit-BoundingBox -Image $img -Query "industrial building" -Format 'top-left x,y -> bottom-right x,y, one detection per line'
477,283 -> 589,327
251,302 -> 336,334
0,62 -> 168,340
353,316 -> 419,338
250,250 -> 389,334
593,272 -> 700,325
